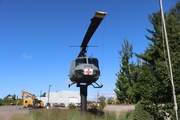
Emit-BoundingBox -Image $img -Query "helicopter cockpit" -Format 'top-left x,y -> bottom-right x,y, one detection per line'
75,58 -> 99,68
88,58 -> 99,68
76,58 -> 86,66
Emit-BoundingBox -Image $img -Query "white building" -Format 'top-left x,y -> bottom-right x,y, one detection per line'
36,90 -> 80,107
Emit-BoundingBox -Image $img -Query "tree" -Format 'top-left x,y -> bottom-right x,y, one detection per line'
135,1 -> 180,119
2,94 -> 17,105
98,96 -> 106,110
0,99 -> 2,106
40,92 -> 46,97
106,97 -> 114,104
114,39 -> 139,104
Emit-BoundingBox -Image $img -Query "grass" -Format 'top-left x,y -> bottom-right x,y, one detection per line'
117,111 -> 134,120
10,114 -> 31,120
10,108 -> 134,120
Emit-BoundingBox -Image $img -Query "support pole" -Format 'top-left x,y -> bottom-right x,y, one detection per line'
80,85 -> 87,114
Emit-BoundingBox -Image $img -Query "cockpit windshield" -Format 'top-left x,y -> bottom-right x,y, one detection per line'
75,58 -> 99,68
88,58 -> 99,68
76,58 -> 87,66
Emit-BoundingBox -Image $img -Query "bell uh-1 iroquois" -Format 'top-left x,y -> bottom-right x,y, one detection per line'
68,11 -> 107,114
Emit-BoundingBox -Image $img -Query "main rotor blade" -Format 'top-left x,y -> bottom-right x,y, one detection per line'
78,11 -> 107,57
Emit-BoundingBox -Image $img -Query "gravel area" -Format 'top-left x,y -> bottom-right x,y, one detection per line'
103,104 -> 135,112
0,106 -> 29,120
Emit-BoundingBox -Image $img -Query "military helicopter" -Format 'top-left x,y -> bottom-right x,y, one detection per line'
68,11 -> 107,88
68,11 -> 107,114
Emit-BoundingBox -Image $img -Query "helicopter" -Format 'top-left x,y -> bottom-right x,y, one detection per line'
68,11 -> 107,88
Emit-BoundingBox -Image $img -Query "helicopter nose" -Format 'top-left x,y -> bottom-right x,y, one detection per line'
74,70 -> 83,78
93,70 -> 100,79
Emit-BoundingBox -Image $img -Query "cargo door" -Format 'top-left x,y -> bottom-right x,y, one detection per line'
68,97 -> 78,104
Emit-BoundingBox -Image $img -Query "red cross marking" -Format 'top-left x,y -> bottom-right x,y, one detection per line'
86,69 -> 92,75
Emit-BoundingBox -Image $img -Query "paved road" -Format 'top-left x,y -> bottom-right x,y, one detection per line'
0,106 -> 29,120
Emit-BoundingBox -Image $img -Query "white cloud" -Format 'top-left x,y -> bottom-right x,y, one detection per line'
22,53 -> 32,59
87,92 -> 116,102
100,92 -> 116,96
87,95 -> 97,102
99,92 -> 116,98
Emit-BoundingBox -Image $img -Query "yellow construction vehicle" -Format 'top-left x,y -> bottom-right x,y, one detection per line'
20,90 -> 44,109
90,102 -> 99,108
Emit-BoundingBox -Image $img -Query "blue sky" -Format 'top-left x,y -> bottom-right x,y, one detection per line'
0,0 -> 177,101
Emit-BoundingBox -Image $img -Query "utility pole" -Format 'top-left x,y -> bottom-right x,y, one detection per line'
40,90 -> 42,100
159,0 -> 178,120
48,85 -> 52,106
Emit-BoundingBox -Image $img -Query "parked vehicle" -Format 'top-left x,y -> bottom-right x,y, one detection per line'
53,103 -> 60,107
45,103 -> 51,108
60,103 -> 65,107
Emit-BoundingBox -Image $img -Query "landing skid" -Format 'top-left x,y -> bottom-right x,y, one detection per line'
68,81 -> 103,88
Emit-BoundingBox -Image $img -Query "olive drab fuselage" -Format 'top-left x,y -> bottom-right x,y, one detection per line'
69,57 -> 100,83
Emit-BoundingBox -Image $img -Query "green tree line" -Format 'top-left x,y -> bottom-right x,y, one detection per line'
0,94 -> 21,106
0,92 -> 46,106
114,1 -> 180,119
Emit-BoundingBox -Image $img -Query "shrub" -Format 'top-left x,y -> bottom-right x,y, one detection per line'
98,96 -> 106,110
133,100 -> 154,120
106,97 -> 114,105
68,103 -> 76,109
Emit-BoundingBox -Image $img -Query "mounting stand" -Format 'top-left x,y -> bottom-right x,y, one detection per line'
68,82 -> 103,114
80,85 -> 87,114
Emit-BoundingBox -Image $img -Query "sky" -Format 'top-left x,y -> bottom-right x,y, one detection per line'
0,0 -> 177,101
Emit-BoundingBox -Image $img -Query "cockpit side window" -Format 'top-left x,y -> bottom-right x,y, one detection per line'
88,58 -> 99,68
76,58 -> 87,66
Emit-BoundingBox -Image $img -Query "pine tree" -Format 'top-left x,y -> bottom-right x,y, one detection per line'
114,39 -> 139,104
135,1 -> 180,119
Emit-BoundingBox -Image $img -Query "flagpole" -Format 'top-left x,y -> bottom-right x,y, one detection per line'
159,0 -> 178,119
